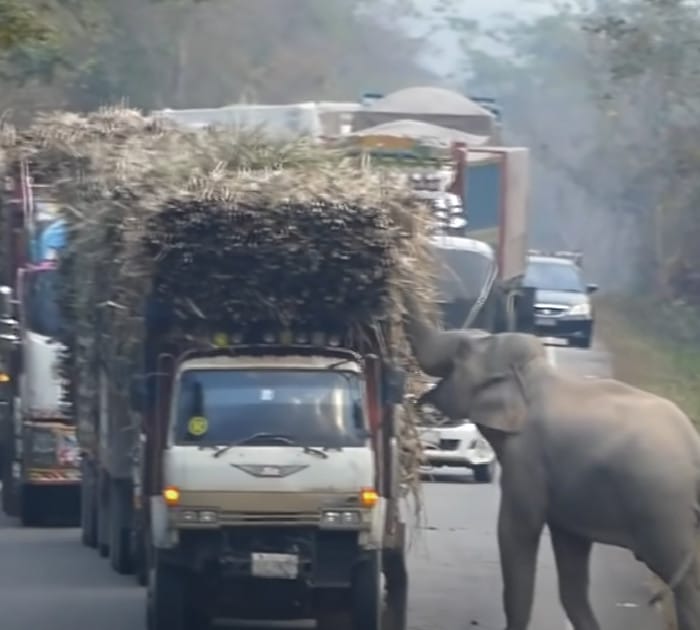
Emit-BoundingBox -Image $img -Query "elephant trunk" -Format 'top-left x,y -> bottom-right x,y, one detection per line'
403,292 -> 460,378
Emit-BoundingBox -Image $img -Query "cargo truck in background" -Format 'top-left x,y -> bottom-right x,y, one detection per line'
345,89 -> 535,335
0,163 -> 81,526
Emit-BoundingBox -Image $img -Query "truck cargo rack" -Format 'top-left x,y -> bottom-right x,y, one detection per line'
177,344 -> 365,364
527,248 -> 583,267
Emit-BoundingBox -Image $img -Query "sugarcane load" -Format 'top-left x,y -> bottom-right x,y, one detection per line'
0,106 -> 438,630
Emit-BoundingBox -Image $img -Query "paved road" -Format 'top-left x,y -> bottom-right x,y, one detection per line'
0,339 -> 665,630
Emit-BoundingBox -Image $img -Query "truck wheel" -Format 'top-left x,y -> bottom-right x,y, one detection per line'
81,462 -> 98,548
133,523 -> 148,586
109,479 -> 134,574
383,547 -> 408,630
147,558 -> 208,630
98,472 -> 110,558
20,486 -> 42,527
472,462 -> 495,484
2,465 -> 18,517
351,550 -> 382,630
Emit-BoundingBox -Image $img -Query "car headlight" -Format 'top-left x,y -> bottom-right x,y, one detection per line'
320,510 -> 363,528
469,437 -> 490,451
568,302 -> 591,317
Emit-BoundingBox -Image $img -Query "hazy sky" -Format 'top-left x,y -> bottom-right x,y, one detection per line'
413,0 -> 555,74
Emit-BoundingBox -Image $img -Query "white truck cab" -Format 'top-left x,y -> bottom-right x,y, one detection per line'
144,347 -> 407,630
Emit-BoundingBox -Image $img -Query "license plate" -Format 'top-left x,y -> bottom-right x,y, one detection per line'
251,553 -> 299,579
535,317 -> 557,326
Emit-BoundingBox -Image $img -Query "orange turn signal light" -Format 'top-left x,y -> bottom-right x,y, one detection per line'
360,488 -> 379,508
163,486 -> 180,506
0,372 -> 10,383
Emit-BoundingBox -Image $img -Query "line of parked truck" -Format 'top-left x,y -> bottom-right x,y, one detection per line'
0,85 -> 549,629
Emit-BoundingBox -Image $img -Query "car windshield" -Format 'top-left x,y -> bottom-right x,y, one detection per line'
24,268 -> 62,338
524,260 -> 584,293
174,369 -> 367,448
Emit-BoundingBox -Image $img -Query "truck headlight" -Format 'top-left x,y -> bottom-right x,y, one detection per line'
198,510 -> 218,524
179,509 -> 218,524
568,303 -> 591,317
320,510 -> 362,528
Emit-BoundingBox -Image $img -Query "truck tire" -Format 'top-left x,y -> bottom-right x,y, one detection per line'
20,486 -> 42,527
98,471 -> 110,558
109,479 -> 134,574
383,546 -> 408,630
351,550 -> 382,630
81,461 -> 98,548
133,520 -> 149,586
147,557 -> 208,630
2,462 -> 18,517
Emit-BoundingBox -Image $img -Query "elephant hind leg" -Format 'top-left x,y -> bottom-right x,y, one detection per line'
549,526 -> 601,630
637,528 -> 700,630
672,555 -> 700,630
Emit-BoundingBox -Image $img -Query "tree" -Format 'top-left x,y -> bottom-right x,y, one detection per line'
0,0 -> 434,119
0,1 -> 52,50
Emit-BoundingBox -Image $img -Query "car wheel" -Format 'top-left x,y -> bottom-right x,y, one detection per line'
473,462 -> 495,484
571,333 -> 592,349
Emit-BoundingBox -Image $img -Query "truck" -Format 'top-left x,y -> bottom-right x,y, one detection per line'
21,107 -> 427,629
133,299 -> 410,630
342,129 -> 535,334
0,162 -> 81,526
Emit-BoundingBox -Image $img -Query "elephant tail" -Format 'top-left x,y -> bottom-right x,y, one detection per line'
647,504 -> 700,606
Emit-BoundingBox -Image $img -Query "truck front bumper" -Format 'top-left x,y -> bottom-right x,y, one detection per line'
157,526 -> 369,620
168,526 -> 362,587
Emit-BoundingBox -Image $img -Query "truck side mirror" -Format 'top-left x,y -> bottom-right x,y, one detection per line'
586,283 -> 599,295
382,365 -> 407,405
129,376 -> 147,413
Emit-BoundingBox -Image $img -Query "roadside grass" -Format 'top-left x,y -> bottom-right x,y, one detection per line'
596,295 -> 700,428
596,295 -> 700,630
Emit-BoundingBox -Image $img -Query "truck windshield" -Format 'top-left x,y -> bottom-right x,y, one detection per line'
432,246 -> 495,328
174,369 -> 367,448
24,268 -> 62,339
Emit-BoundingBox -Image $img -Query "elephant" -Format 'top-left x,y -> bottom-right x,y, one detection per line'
404,298 -> 700,630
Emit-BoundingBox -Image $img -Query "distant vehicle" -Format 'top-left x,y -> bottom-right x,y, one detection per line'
525,250 -> 598,348
416,406 -> 496,483
413,327 -> 497,485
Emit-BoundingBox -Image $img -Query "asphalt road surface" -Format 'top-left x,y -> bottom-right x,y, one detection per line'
0,338 -> 665,630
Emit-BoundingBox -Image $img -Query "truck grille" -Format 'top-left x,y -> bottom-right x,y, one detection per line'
219,511 -> 320,526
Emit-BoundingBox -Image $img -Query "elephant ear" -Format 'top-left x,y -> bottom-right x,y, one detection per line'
469,374 -> 527,434
466,336 -> 529,434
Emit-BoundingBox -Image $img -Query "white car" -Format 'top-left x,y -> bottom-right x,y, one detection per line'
418,406 -> 496,483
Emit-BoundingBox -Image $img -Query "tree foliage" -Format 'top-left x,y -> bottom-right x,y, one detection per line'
0,0 -> 433,121
440,0 -> 700,297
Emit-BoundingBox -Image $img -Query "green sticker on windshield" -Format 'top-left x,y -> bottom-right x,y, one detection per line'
187,416 -> 208,437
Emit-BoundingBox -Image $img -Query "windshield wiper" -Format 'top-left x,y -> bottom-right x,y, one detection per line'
212,432 -> 329,459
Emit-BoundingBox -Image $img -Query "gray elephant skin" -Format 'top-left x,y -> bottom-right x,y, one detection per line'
405,302 -> 700,630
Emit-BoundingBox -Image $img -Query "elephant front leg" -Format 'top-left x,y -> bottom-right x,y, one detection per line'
549,525 -> 600,630
497,500 -> 544,630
